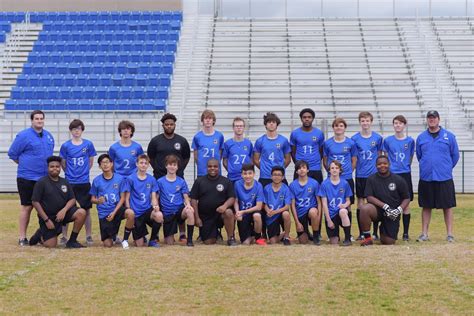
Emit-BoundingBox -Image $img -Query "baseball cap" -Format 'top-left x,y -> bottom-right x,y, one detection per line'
426,110 -> 440,118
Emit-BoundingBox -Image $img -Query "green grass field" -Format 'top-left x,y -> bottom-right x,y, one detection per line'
0,194 -> 473,315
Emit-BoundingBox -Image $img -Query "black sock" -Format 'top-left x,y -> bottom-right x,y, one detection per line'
150,222 -> 161,241
297,231 -> 304,238
123,227 -> 133,241
187,225 -> 194,242
363,230 -> 371,239
403,214 -> 411,235
69,231 -> 78,243
348,210 -> 352,225
343,226 -> 351,241
373,221 -> 379,235
356,209 -> 362,236
313,230 -> 320,241
255,232 -> 262,240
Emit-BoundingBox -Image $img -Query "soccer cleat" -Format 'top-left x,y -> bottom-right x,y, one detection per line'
350,235 -> 355,242
446,235 -> 454,243
342,239 -> 352,246
356,235 -> 364,241
402,234 -> 410,241
179,234 -> 187,242
227,236 -> 238,246
113,236 -> 122,245
66,241 -> 85,248
121,240 -> 130,249
148,240 -> 160,248
416,234 -> 429,242
59,236 -> 68,246
372,234 -> 380,241
29,229 -> 42,246
282,237 -> 291,246
86,236 -> 94,246
186,240 -> 194,247
255,238 -> 267,246
360,237 -> 373,247
313,238 -> 321,246
18,238 -> 29,247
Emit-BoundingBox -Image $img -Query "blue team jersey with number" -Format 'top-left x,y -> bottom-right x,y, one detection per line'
318,178 -> 352,219
234,179 -> 264,218
222,138 -> 253,181
382,135 -> 415,174
351,132 -> 383,178
192,130 -> 224,177
263,183 -> 292,225
323,137 -> 357,180
156,176 -> 189,216
289,178 -> 320,218
124,173 -> 158,217
59,139 -> 97,184
108,141 -> 144,177
254,134 -> 291,179
290,127 -> 325,171
90,173 -> 127,219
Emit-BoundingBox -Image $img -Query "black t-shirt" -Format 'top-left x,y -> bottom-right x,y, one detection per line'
31,176 -> 75,216
147,133 -> 191,179
190,175 -> 235,219
365,172 -> 409,208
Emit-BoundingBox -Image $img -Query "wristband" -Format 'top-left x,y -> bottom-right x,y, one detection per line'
383,204 -> 390,211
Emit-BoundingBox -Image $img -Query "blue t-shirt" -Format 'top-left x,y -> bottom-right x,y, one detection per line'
254,134 -> 291,179
290,127 -> 325,171
59,139 -> 97,184
318,178 -> 353,219
263,183 -> 292,225
124,172 -> 158,217
192,130 -> 224,177
222,138 -> 253,181
108,141 -> 144,177
234,179 -> 264,218
289,178 -> 320,218
351,132 -> 383,178
90,173 -> 127,219
8,127 -> 55,181
156,176 -> 189,216
382,135 -> 415,174
323,137 -> 357,180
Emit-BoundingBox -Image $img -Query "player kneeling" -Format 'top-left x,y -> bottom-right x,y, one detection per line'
157,155 -> 195,247
318,160 -> 353,246
90,154 -> 135,249
234,163 -> 265,245
290,160 -> 322,245
359,156 -> 410,246
126,154 -> 163,247
263,166 -> 292,245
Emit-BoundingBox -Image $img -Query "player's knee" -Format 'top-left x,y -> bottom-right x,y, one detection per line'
76,208 -> 87,219
186,207 -> 194,217
125,208 -> 135,219
252,212 -> 262,222
339,208 -> 348,217
282,211 -> 290,221
224,209 -> 233,218
153,211 -> 163,223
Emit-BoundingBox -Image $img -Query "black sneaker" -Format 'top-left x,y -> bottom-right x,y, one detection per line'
18,238 -> 29,247
217,229 -> 224,242
313,237 -> 321,246
29,229 -> 42,246
282,237 -> 291,246
308,233 -> 313,241
342,239 -> 352,246
227,236 -> 238,246
403,234 -> 410,241
66,241 -> 85,248
186,240 -> 194,247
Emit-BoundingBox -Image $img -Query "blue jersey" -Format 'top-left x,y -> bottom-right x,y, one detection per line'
254,134 -> 291,179
323,137 -> 357,180
263,183 -> 292,225
234,179 -> 264,218
318,178 -> 353,219
124,173 -> 158,217
192,130 -> 224,177
289,178 -> 320,218
90,173 -> 127,219
8,127 -> 55,181
157,176 -> 189,216
382,135 -> 415,174
351,132 -> 383,178
416,127 -> 459,181
59,139 -> 97,184
290,127 -> 325,171
222,138 -> 253,181
108,141 -> 144,177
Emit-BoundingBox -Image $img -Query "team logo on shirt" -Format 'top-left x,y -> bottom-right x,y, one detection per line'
216,184 -> 224,192
388,183 -> 396,191
371,141 -> 376,147
343,146 -> 349,152
174,143 -> 181,150
47,135 -> 53,143
312,136 -> 317,142
146,183 -> 151,189
307,187 -> 312,193
339,188 -> 344,194
276,143 -> 281,149
175,185 -> 181,192
61,185 -> 67,193
443,133 -> 449,140
113,183 -> 119,189
213,139 -> 218,144
404,143 -> 409,149
279,194 -> 284,200
243,146 -> 248,151
131,150 -> 136,156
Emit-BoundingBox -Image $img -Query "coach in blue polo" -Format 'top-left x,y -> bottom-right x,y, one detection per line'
416,110 -> 459,243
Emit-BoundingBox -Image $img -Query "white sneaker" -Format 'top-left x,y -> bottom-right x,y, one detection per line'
121,240 -> 129,249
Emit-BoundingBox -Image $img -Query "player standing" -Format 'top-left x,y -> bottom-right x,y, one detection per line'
109,120 -> 144,177
223,117 -> 253,183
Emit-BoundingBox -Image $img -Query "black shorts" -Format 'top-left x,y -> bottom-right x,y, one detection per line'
17,178 -> 36,206
38,206 -> 78,241
346,178 -> 355,204
132,208 -> 155,240
267,216 -> 284,239
199,213 -> 224,241
99,206 -> 126,241
376,207 -> 400,240
418,179 -> 456,209
293,170 -> 323,184
397,172 -> 414,201
237,214 -> 255,242
71,183 -> 92,209
325,214 -> 343,239
355,177 -> 368,198
297,213 -> 311,235
163,207 -> 185,238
